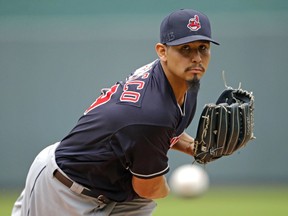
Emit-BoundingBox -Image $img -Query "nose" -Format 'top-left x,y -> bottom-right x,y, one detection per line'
191,50 -> 202,63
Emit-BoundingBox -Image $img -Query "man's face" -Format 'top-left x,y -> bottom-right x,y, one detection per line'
161,41 -> 211,88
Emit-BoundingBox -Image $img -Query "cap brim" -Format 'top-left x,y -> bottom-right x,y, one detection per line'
166,35 -> 220,46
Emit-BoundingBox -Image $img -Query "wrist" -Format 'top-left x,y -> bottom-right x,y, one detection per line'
186,141 -> 195,156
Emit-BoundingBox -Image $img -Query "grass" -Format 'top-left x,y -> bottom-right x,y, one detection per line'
154,186 -> 288,216
1,186 -> 288,216
0,189 -> 20,216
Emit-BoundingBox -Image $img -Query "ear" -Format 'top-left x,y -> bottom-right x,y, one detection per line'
155,43 -> 167,62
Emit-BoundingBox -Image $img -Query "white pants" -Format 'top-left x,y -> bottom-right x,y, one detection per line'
12,143 -> 156,216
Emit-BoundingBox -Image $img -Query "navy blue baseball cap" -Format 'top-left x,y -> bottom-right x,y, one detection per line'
160,9 -> 219,46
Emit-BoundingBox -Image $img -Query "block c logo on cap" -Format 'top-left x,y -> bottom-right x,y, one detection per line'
187,15 -> 201,31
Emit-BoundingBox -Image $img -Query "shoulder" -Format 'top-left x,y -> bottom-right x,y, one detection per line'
83,60 -> 178,128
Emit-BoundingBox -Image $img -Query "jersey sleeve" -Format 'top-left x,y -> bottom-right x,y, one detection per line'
111,125 -> 172,179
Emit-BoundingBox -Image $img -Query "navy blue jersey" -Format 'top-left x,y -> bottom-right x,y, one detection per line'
55,60 -> 199,202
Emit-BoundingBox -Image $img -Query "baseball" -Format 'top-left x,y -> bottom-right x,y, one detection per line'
169,164 -> 209,198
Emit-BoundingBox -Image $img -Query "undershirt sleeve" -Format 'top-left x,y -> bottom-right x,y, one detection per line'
112,125 -> 172,179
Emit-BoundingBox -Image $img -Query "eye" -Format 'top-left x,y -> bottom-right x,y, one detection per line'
181,45 -> 191,51
199,44 -> 210,53
199,45 -> 207,51
179,45 -> 192,56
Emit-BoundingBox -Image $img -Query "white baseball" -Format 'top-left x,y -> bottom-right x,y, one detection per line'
169,164 -> 209,198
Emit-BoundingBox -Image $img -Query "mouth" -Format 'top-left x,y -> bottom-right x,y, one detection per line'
185,66 -> 205,74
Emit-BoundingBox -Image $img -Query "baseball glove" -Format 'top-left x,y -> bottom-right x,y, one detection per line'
193,85 -> 255,164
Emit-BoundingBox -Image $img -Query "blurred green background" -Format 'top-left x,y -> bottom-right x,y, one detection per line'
1,0 -> 288,215
1,186 -> 288,215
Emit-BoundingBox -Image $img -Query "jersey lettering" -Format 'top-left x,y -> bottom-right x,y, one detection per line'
120,91 -> 140,102
120,80 -> 145,103
84,84 -> 119,115
85,68 -> 151,113
123,80 -> 145,91
126,60 -> 154,81
141,72 -> 150,79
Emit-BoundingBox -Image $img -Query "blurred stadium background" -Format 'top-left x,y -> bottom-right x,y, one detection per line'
1,0 -> 288,215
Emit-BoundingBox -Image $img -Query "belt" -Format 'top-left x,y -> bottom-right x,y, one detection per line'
53,170 -> 111,204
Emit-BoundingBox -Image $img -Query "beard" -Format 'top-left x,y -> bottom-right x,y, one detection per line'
186,75 -> 200,92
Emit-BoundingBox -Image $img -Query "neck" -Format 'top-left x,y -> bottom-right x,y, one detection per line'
160,62 -> 188,106
176,93 -> 186,107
